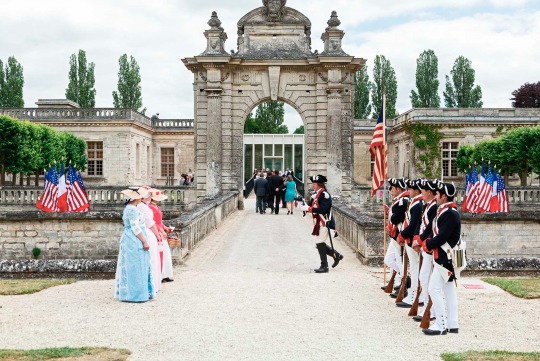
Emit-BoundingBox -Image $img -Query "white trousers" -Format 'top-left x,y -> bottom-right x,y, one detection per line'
428,264 -> 459,330
385,239 -> 403,281
404,244 -> 420,304
418,251 -> 433,316
161,239 -> 174,280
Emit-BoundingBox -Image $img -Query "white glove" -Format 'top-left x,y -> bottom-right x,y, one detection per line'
299,204 -> 310,212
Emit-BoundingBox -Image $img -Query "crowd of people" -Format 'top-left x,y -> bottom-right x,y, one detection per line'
114,186 -> 175,303
382,177 -> 462,336
252,168 -> 298,215
179,169 -> 194,186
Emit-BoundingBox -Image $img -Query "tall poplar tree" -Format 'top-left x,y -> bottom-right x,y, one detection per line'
443,56 -> 483,108
112,54 -> 145,114
354,66 -> 371,119
65,50 -> 96,108
371,55 -> 398,119
0,57 -> 25,108
410,50 -> 440,108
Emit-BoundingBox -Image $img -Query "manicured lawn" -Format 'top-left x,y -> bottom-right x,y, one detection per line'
441,350 -> 540,361
0,279 -> 76,296
482,277 -> 540,299
0,347 -> 130,360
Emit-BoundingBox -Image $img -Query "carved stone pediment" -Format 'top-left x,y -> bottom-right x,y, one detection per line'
235,5 -> 313,58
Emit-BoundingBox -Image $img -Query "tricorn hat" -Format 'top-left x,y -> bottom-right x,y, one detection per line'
388,177 -> 407,189
437,182 -> 457,197
419,179 -> 438,191
309,174 -> 327,184
406,178 -> 421,190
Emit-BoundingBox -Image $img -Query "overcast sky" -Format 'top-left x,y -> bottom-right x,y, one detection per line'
1,0 -> 538,132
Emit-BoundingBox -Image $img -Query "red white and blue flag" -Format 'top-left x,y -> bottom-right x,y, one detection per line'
495,171 -> 509,213
36,164 -> 59,212
57,162 -> 68,212
370,109 -> 387,197
477,165 -> 493,212
67,164 -> 90,212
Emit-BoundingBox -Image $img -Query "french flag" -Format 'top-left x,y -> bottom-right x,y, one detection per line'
57,162 -> 68,212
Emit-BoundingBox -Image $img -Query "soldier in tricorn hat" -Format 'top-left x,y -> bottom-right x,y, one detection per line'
421,182 -> 461,335
299,174 -> 343,273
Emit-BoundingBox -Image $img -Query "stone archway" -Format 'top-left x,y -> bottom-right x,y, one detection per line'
182,1 -> 365,205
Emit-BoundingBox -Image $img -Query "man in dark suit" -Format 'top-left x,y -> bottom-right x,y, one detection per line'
268,170 -> 284,214
254,173 -> 269,214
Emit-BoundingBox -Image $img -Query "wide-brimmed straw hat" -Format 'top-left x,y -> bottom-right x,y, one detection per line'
121,187 -> 149,200
151,189 -> 168,201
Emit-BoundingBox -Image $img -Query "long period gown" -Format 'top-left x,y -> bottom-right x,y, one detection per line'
114,204 -> 154,302
148,202 -> 174,280
138,201 -> 162,293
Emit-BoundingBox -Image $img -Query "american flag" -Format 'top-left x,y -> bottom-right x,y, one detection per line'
36,165 -> 59,212
495,171 -> 509,212
370,110 -> 387,197
67,164 -> 90,212
466,166 -> 480,213
477,166 -> 493,212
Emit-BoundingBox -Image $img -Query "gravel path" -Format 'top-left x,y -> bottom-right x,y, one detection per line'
1,198 -> 539,361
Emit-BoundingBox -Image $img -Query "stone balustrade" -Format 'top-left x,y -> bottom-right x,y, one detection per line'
391,108 -> 540,127
152,119 -> 194,129
0,186 -> 197,211
0,108 -> 152,127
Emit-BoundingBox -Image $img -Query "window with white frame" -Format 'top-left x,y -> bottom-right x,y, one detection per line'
87,141 -> 103,176
442,142 -> 459,177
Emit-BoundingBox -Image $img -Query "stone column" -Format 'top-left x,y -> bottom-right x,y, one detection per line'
326,70 -> 344,197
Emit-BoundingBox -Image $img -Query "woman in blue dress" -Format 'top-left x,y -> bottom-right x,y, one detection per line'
284,175 -> 297,215
114,187 -> 154,302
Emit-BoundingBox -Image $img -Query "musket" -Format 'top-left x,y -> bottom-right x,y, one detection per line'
420,297 -> 433,329
395,246 -> 408,303
384,270 -> 396,294
408,253 -> 423,316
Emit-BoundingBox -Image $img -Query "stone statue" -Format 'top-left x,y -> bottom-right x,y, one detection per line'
263,0 -> 287,22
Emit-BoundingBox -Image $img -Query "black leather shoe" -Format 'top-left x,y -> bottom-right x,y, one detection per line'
418,302 -> 424,307
447,328 -> 459,334
423,328 -> 447,336
394,285 -> 401,291
314,267 -> 329,273
390,292 -> 398,298
412,315 -> 422,322
162,278 -> 174,282
380,286 -> 387,290
331,254 -> 344,268
396,302 -> 412,308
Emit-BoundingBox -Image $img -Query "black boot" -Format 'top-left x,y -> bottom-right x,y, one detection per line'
314,243 -> 329,273
325,244 -> 343,268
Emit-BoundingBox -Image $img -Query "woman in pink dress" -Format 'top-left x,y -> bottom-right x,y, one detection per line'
148,189 -> 174,282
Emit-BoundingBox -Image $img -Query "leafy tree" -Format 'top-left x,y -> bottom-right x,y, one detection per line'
410,50 -> 440,108
293,125 -> 304,134
371,55 -> 398,119
66,50 -> 96,108
455,144 -> 475,173
511,81 -> 540,108
354,66 -> 371,119
443,56 -> 483,108
0,57 -> 25,107
243,102 -> 288,134
112,54 -> 146,114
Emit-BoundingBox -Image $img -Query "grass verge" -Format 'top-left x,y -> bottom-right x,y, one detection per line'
0,347 -> 130,360
481,277 -> 540,299
441,350 -> 540,361
0,279 -> 76,296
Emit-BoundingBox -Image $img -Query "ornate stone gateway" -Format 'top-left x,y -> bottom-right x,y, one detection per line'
183,1 -> 365,203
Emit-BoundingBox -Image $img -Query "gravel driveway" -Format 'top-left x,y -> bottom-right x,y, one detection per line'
1,199 -> 539,360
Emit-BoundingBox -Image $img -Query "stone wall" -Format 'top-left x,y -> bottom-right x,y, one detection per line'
333,203 -> 540,270
0,192 -> 239,275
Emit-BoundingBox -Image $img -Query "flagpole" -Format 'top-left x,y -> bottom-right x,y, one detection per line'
382,93 -> 387,285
